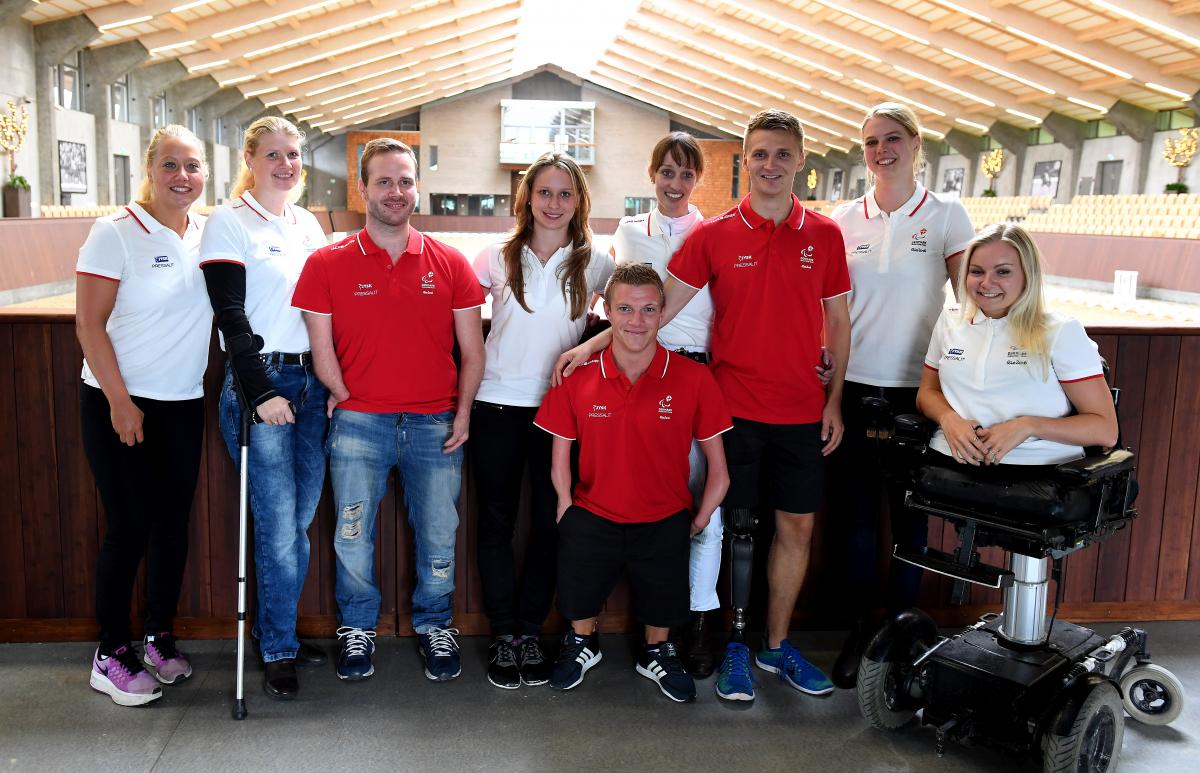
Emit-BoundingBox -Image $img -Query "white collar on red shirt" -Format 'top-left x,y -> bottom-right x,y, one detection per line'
354,226 -> 424,257
599,344 -> 670,381
862,183 -> 930,220
735,193 -> 806,231
123,201 -> 200,235
239,190 -> 298,226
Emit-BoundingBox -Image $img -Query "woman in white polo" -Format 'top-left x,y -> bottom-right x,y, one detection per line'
470,152 -> 612,690
199,116 -> 329,700
919,224 -> 1117,468
609,131 -> 722,679
827,102 -> 977,687
76,125 -> 210,706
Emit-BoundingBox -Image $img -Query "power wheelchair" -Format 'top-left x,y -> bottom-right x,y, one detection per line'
854,387 -> 1185,772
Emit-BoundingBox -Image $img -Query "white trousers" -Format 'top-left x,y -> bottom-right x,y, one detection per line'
687,439 -> 723,612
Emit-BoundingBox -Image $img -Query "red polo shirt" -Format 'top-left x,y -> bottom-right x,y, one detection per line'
534,345 -> 732,523
668,194 -> 851,424
291,228 -> 484,413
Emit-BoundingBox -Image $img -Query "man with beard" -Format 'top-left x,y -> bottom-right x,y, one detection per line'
292,138 -> 485,682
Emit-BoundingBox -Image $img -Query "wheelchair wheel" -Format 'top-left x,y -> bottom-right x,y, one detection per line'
1041,682 -> 1124,773
857,657 -> 915,730
1120,664 -> 1185,726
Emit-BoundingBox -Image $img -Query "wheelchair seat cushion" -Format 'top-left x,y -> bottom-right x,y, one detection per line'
911,455 -> 1105,526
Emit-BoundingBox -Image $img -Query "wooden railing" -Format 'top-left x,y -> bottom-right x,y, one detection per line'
1,308 -> 1197,641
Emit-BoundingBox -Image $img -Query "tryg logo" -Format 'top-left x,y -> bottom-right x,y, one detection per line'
911,227 -> 929,254
268,245 -> 283,255
420,271 -> 436,295
853,243 -> 872,254
587,403 -> 611,419
658,395 -> 673,420
353,282 -> 377,297
799,245 -> 814,269
733,254 -> 757,269
151,255 -> 174,269
945,347 -> 966,362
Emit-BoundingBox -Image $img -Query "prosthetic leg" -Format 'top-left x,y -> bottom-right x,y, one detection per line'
725,507 -> 758,644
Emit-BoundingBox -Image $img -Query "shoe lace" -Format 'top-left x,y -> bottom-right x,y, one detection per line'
336,626 -> 376,657
650,642 -> 687,675
424,627 -> 460,658
110,645 -> 145,676
721,645 -> 752,683
147,632 -> 179,659
779,641 -> 809,676
560,633 -> 590,661
491,639 -> 517,667
519,637 -> 545,666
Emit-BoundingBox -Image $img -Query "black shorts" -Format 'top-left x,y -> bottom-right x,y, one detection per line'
556,506 -> 691,629
723,418 -> 824,514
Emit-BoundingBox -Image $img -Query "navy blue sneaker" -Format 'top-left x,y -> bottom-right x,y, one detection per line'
756,639 -> 834,696
636,642 -> 696,703
418,627 -> 461,681
550,631 -> 601,690
335,626 -> 376,681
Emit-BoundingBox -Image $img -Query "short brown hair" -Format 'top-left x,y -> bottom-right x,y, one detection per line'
359,137 -> 416,185
744,109 -> 805,155
648,131 -> 704,179
604,263 -> 665,306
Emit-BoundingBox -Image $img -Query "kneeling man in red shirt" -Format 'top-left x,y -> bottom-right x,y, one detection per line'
534,264 -> 731,702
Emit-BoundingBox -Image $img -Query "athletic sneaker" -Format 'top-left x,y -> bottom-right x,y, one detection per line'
142,632 -> 192,685
636,642 -> 696,703
516,635 -> 551,687
487,636 -> 520,690
336,626 -> 376,681
90,645 -> 162,706
755,639 -> 834,696
549,631 -> 601,690
418,627 -> 461,681
715,642 -> 755,702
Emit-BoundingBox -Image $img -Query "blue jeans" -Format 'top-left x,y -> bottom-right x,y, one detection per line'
219,360 -> 328,662
327,408 -> 463,633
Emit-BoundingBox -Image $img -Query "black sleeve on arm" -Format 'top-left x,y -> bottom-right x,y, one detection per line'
202,261 -> 278,407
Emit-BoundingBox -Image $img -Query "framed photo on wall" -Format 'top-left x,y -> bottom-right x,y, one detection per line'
831,169 -> 843,200
1031,160 -> 1062,198
942,167 -> 964,197
58,141 -> 88,194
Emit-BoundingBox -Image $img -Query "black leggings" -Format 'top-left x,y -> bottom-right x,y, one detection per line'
468,401 -> 558,637
81,384 -> 204,651
825,381 -> 926,616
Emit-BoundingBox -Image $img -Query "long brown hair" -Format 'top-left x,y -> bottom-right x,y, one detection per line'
502,152 -> 593,319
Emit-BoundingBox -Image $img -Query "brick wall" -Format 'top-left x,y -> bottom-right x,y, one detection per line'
692,138 -> 746,217
345,130 -> 421,213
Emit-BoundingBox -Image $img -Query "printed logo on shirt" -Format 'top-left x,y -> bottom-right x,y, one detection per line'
658,395 -> 673,420
733,255 -> 758,269
911,227 -> 929,254
853,243 -> 872,254
420,270 -> 436,295
1006,346 -> 1030,366
587,404 -> 611,419
799,245 -> 814,270
945,347 -> 966,362
353,282 -> 378,297
267,245 -> 283,256
151,255 -> 174,269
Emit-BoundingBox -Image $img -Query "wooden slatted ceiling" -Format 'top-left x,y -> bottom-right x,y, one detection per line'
20,0 -> 1200,141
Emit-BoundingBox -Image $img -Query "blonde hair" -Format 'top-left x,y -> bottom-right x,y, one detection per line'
230,116 -> 306,203
744,109 -> 805,155
135,124 -> 206,204
861,102 -> 925,185
957,223 -> 1050,377
502,152 -> 594,320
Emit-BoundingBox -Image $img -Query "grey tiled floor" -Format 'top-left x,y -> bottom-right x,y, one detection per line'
1,623 -> 1196,772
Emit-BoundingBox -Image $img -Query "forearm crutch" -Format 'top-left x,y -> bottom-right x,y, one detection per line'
225,343 -> 257,722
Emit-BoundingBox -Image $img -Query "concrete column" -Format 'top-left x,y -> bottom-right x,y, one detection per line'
945,129 -> 985,197
82,42 -> 148,205
165,75 -> 219,142
1106,101 -> 1157,194
1042,112 -> 1088,202
987,122 -> 1029,197
0,0 -> 33,24
33,15 -> 100,206
130,60 -> 186,151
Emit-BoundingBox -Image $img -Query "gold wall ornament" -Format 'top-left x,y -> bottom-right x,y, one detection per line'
0,99 -> 31,181
1162,127 -> 1198,185
806,168 -> 818,191
982,148 -> 1006,183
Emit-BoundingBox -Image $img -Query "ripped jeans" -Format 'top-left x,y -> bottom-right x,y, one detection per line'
328,408 -> 463,633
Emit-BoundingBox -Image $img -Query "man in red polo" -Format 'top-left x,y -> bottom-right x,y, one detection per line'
535,264 -> 731,703
292,138 -> 485,684
556,109 -> 851,702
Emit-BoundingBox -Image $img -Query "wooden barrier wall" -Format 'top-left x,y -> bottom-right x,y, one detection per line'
0,309 -> 1197,641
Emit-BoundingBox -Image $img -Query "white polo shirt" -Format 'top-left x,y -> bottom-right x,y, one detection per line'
76,204 -> 211,400
833,184 -> 975,388
475,241 -> 613,407
924,308 -> 1104,465
611,206 -> 713,352
198,191 -> 327,354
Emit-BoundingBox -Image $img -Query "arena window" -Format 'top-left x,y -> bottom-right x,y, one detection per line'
110,74 -> 129,122
624,197 -> 654,216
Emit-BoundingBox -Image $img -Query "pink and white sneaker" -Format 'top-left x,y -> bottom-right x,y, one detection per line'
91,645 -> 162,706
143,632 -> 193,685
